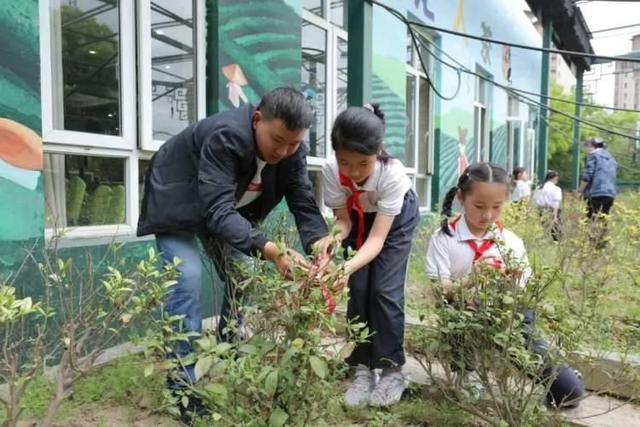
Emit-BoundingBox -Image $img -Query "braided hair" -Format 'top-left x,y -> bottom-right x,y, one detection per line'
440,162 -> 510,236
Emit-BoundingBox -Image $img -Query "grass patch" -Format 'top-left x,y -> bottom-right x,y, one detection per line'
0,355 -> 166,425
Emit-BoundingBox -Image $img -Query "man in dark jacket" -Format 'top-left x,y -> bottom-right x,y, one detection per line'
138,87 -> 330,386
578,136 -> 617,247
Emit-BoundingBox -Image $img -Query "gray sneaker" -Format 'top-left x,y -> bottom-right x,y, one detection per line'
369,367 -> 407,407
345,365 -> 375,407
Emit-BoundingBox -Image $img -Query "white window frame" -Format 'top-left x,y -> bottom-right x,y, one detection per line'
406,32 -> 435,211
302,10 -> 347,168
137,0 -> 207,152
40,0 -> 206,242
40,0 -> 137,151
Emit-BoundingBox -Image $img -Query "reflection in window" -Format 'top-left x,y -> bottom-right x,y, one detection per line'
405,75 -> 416,167
151,0 -> 197,141
330,1 -> 347,29
302,21 -> 327,158
303,0 -> 324,17
52,0 -> 121,135
418,77 -> 430,174
416,177 -> 429,208
44,154 -> 126,227
336,38 -> 348,114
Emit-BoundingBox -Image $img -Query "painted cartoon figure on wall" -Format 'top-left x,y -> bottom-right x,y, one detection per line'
222,64 -> 249,108
0,118 -> 42,190
457,126 -> 469,177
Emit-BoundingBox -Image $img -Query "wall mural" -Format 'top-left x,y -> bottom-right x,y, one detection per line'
0,0 -> 43,245
216,0 -> 302,112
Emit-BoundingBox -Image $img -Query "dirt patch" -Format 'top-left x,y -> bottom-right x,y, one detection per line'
17,403 -> 182,427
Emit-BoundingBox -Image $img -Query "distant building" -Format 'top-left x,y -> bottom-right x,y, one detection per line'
613,34 -> 640,109
551,52 -> 576,93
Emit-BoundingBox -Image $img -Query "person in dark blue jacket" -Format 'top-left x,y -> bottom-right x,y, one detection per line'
137,88 -> 331,401
578,137 -> 617,247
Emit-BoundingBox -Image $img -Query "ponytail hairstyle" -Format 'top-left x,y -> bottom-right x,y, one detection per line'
511,166 -> 527,190
331,103 -> 392,163
440,162 -> 510,236
539,170 -> 559,189
512,167 -> 526,181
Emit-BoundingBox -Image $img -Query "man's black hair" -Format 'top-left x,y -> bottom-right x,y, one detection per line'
258,87 -> 314,130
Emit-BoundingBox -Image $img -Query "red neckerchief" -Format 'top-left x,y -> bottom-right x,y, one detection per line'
339,173 -> 365,249
449,215 -> 504,264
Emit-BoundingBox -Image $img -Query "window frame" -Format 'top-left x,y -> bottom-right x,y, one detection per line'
302,10 -> 347,168
40,0 -> 206,242
406,31 -> 435,211
137,0 -> 207,151
40,0 -> 137,151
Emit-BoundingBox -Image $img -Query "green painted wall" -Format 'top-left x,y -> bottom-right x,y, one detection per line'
210,0 -> 302,113
0,0 -> 43,246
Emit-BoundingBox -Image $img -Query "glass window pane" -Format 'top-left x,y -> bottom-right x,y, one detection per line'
151,0 -> 196,141
302,21 -> 327,158
416,177 -> 429,208
52,0 -> 121,135
330,0 -> 347,29
405,75 -> 416,167
406,30 -> 414,66
418,77 -> 430,174
336,37 -> 348,114
303,0 -> 324,17
44,154 -> 126,227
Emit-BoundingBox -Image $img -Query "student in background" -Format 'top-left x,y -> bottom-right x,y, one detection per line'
533,170 -> 562,241
511,167 -> 531,202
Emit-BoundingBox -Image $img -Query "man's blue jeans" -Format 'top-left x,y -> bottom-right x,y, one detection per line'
156,233 -> 251,384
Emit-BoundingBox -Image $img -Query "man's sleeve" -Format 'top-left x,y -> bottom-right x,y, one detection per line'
198,129 -> 268,256
581,154 -> 596,183
284,153 -> 329,254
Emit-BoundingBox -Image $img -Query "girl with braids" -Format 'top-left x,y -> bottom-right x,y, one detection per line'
322,103 -> 420,407
426,162 -> 584,408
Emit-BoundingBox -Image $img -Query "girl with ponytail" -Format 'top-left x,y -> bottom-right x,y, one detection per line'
321,103 -> 420,407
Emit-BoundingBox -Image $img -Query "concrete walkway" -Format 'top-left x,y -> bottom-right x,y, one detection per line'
401,343 -> 640,427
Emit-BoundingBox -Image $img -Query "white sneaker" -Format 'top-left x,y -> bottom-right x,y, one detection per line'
455,371 -> 485,400
345,365 -> 375,407
369,368 -> 407,407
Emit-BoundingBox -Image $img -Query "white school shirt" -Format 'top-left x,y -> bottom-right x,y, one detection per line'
236,158 -> 267,209
532,181 -> 562,210
426,215 -> 531,287
322,158 -> 412,216
511,180 -> 532,202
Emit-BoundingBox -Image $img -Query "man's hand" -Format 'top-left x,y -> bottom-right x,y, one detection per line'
311,235 -> 340,276
262,242 -> 309,279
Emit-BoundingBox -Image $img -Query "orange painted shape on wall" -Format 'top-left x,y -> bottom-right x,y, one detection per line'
0,118 -> 43,171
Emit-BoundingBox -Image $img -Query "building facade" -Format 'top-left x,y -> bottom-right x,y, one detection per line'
0,0 -> 544,307
613,34 -> 640,110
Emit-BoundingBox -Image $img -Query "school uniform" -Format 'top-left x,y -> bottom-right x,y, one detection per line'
533,182 -> 562,241
426,215 -> 584,407
323,158 -> 419,369
511,180 -> 532,202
